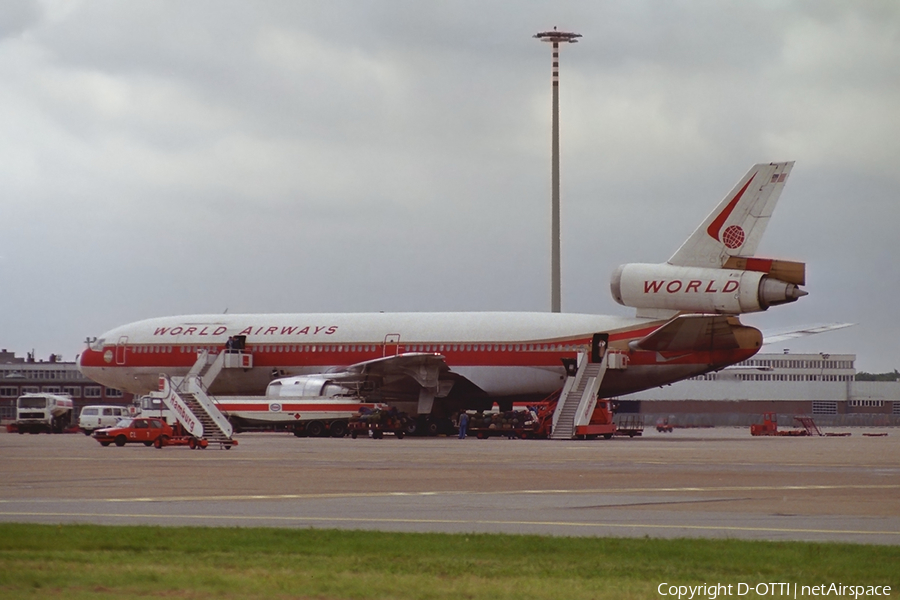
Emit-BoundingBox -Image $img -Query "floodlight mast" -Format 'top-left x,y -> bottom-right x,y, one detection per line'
534,27 -> 580,314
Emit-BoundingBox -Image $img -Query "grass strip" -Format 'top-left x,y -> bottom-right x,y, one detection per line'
0,523 -> 897,599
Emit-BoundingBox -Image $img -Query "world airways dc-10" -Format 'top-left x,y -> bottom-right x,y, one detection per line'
79,162 -> 808,421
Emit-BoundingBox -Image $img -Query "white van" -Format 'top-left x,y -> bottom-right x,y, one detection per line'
79,405 -> 129,435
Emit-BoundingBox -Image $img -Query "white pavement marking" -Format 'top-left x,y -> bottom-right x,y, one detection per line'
1,511 -> 898,538
2,483 -> 897,504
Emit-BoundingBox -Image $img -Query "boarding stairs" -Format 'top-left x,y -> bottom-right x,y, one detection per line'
550,351 -> 609,440
154,350 -> 252,447
794,416 -> 823,437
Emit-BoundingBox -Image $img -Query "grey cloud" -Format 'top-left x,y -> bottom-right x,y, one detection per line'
1,1 -> 898,371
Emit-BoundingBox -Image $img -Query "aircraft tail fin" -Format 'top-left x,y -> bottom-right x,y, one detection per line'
669,162 -> 794,267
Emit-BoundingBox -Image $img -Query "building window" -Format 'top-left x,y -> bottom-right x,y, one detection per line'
63,386 -> 82,398
105,388 -> 124,398
42,386 -> 62,393
84,387 -> 102,398
893,402 -> 900,416
812,401 -> 838,415
21,386 -> 39,394
0,387 -> 17,398
849,400 -> 883,408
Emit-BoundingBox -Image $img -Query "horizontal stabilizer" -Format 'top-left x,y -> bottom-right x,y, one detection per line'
762,323 -> 856,346
630,315 -> 761,353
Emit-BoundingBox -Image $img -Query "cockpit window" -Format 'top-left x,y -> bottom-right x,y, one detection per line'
91,338 -> 106,351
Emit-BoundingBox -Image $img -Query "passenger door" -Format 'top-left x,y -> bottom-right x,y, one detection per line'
116,336 -> 128,365
383,334 -> 400,357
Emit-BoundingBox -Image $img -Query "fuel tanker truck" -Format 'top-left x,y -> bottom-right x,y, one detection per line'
14,393 -> 74,433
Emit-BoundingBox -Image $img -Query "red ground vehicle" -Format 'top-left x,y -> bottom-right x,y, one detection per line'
93,417 -> 173,447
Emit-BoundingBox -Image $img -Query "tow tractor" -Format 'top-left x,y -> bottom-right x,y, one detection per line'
751,413 -> 830,436
152,422 -> 213,449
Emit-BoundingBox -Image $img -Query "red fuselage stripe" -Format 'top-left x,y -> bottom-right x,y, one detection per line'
81,327 -> 667,370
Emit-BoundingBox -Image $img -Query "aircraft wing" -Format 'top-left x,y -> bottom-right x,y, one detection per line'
629,314 -> 756,353
339,352 -> 450,389
274,352 -> 456,416
762,323 -> 855,346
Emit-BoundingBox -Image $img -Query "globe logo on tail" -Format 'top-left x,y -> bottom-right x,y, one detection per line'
722,225 -> 745,249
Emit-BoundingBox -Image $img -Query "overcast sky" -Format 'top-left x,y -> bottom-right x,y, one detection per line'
1,0 -> 898,372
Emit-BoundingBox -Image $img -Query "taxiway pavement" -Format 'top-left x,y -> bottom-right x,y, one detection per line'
1,427 -> 898,544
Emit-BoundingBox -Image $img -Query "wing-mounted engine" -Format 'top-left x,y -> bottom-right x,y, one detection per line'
264,353 -> 454,416
266,375 -> 364,399
610,259 -> 807,315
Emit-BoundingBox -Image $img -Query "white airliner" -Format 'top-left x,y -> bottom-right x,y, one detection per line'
80,162 -> 807,425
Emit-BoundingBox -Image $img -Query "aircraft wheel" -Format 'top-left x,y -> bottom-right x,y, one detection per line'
115,435 -> 127,447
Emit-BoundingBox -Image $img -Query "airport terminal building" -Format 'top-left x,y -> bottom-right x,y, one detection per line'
624,351 -> 900,426
0,349 -> 135,421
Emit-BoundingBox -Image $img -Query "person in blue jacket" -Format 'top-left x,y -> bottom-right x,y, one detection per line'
458,411 -> 469,439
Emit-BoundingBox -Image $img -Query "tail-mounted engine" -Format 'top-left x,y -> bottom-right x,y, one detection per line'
610,259 -> 807,315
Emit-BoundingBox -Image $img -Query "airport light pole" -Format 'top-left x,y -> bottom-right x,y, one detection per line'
534,27 -> 580,313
